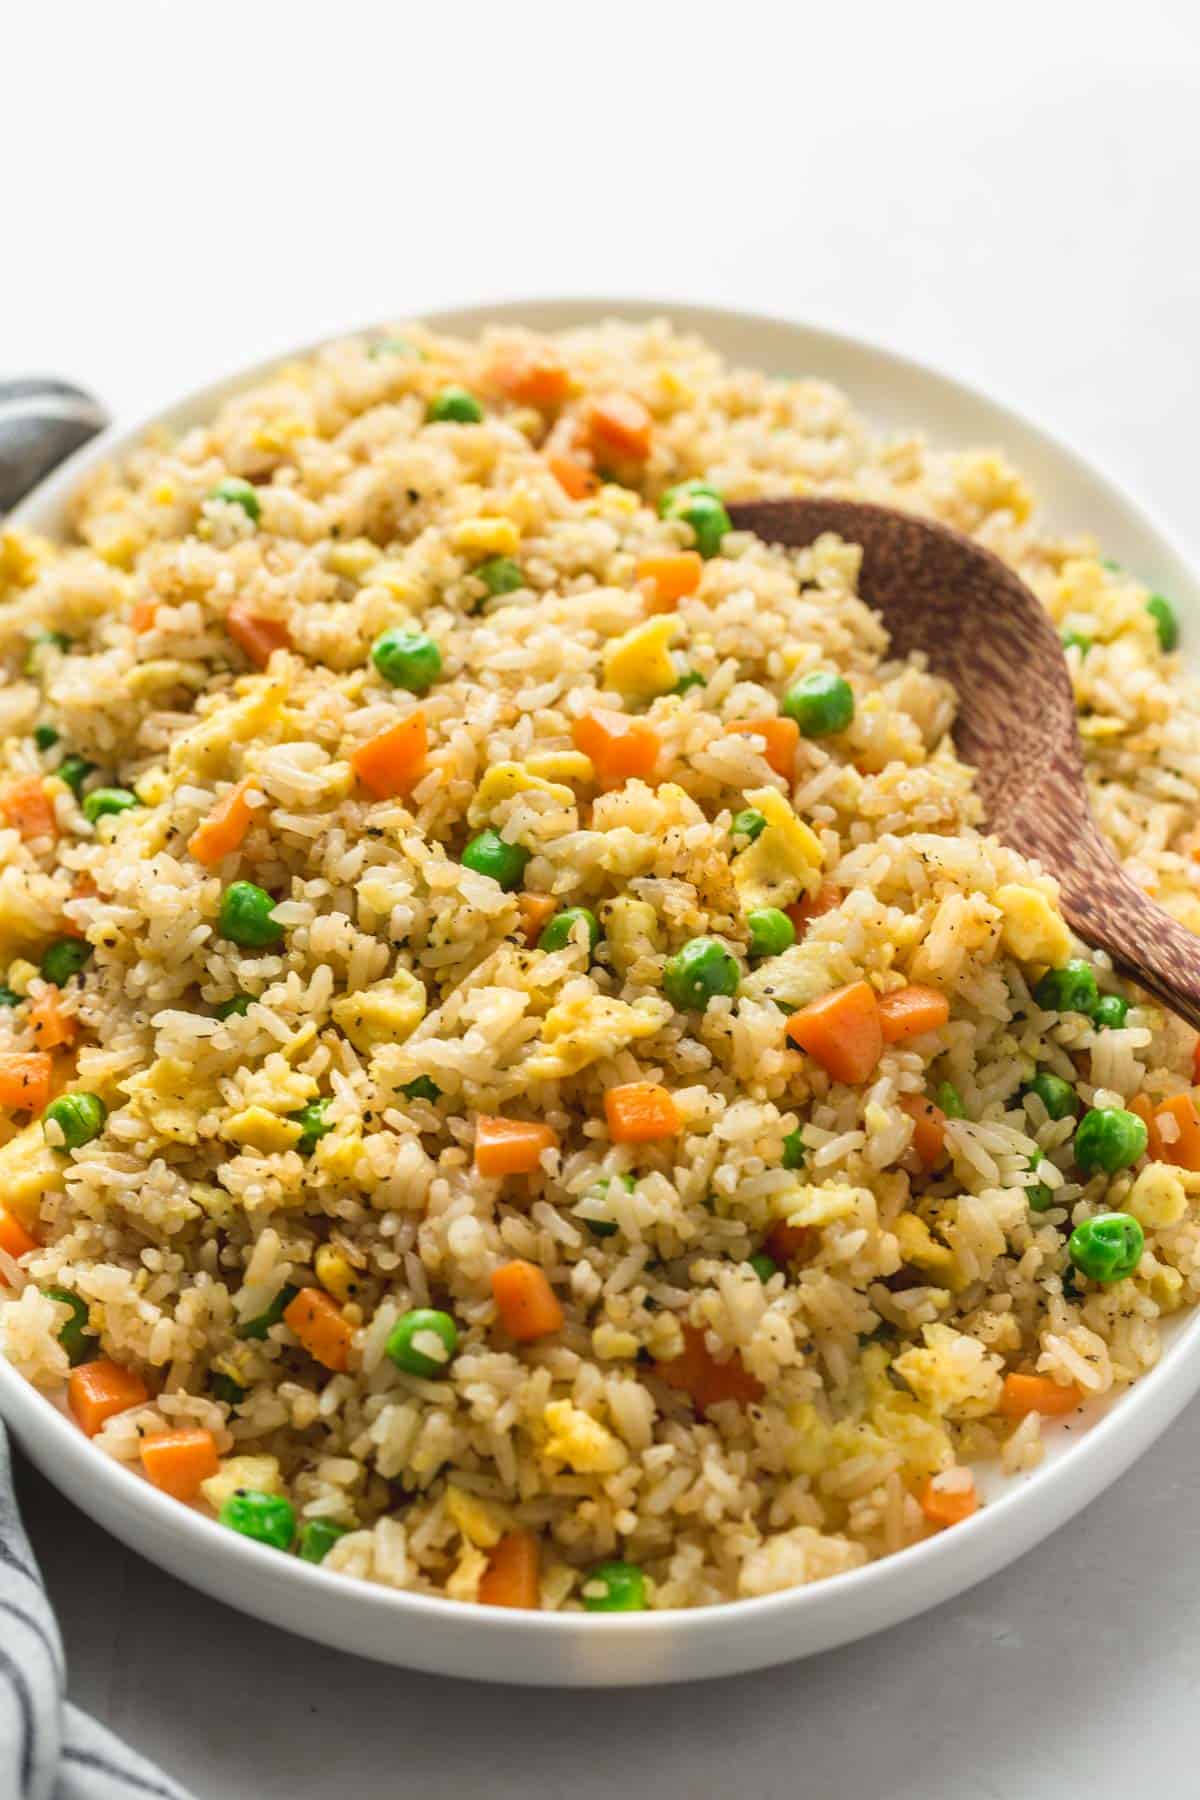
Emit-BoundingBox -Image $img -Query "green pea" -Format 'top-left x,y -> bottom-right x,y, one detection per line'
748,1252 -> 779,1284
41,938 -> 93,986
662,936 -> 740,1011
401,1075 -> 441,1103
667,490 -> 730,559
238,1284 -> 299,1340
781,1129 -> 806,1171
671,668 -> 706,696
1092,993 -> 1129,1030
371,628 -> 443,694
539,907 -> 601,955
1074,1106 -> 1147,1174
290,1099 -> 333,1155
209,477 -> 261,522
574,1172 -> 634,1238
427,387 -> 484,425
214,993 -> 254,1020
1024,1071 -> 1078,1120
476,557 -> 524,597
298,1518 -> 349,1564
1025,1150 -> 1055,1213
43,1092 -> 107,1152
658,478 -> 721,516
209,1370 -> 247,1407
581,1560 -> 647,1612
33,724 -> 59,751
461,829 -> 529,891
218,880 -> 283,948
1147,594 -> 1179,653
24,630 -> 70,676
782,671 -> 855,737
1033,958 -> 1099,1017
82,786 -> 139,825
42,1287 -> 98,1366
219,1489 -> 296,1551
1068,1211 -> 1145,1283
0,986 -> 20,1008
1061,629 -> 1092,657
385,1308 -> 459,1378
57,755 -> 96,798
732,808 -> 766,844
747,907 -> 795,960
934,1081 -> 965,1119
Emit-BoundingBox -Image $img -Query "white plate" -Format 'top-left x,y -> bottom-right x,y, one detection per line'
4,298 -> 1199,1687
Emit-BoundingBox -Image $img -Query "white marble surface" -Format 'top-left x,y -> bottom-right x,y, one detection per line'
5,1 -> 1200,1792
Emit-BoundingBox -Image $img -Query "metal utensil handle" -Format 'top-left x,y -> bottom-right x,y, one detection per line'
0,378 -> 109,514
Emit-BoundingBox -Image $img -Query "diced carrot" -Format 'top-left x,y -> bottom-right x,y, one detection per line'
548,453 -> 599,500
877,984 -> 951,1044
899,1093 -> 949,1168
478,1530 -> 541,1609
68,1359 -> 150,1437
1193,1039 -> 1200,1086
28,988 -> 76,1051
490,349 -> 570,410
130,599 -> 159,632
283,1286 -> 354,1373
2,777 -> 57,843
516,892 -> 557,947
728,716 -> 800,780
140,1427 -> 221,1502
1131,1090 -> 1200,1171
491,1259 -> 564,1342
226,601 -> 291,668
475,1116 -> 558,1177
659,1323 -> 764,1415
587,392 -> 654,463
572,709 -> 660,786
605,1082 -> 681,1144
786,982 -> 883,1085
187,776 -> 255,867
919,1474 -> 979,1528
998,1372 -> 1083,1419
785,881 -> 844,937
636,551 -> 703,613
765,1221 -> 817,1264
350,710 -> 428,799
0,1053 -> 53,1114
0,1205 -> 37,1267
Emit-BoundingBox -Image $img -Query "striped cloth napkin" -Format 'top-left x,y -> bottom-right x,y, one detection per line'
0,1428 -> 193,1800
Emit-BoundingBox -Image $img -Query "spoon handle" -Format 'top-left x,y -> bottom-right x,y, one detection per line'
1028,817 -> 1200,1031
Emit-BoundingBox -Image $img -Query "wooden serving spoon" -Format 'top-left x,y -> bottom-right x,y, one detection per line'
726,496 -> 1200,1029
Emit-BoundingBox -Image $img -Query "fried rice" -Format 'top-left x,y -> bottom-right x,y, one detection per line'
1,316 -> 1198,1611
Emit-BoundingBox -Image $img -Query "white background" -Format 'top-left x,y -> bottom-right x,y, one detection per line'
5,2 -> 1200,1794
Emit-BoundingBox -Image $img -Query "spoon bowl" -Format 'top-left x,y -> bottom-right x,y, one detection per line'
728,496 -> 1200,1028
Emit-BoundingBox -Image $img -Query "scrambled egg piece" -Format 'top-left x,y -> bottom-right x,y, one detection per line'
601,896 -> 663,975
331,969 -> 427,1052
0,1124 -> 64,1227
995,883 -> 1072,967
451,516 -> 521,556
169,676 -> 287,781
467,762 -> 577,830
222,1105 -> 304,1154
772,1184 -> 858,1230
200,1454 -> 281,1511
541,1400 -> 628,1474
952,450 -> 1032,524
124,1057 -> 219,1145
1128,1162 -> 1188,1229
445,1485 -> 506,1548
0,868 -> 63,963
731,787 -> 823,911
894,1212 -> 959,1284
0,527 -> 45,590
445,1543 -> 489,1603
526,993 -> 672,1079
524,750 -> 594,784
602,615 -> 679,700
893,1324 -> 1003,1418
